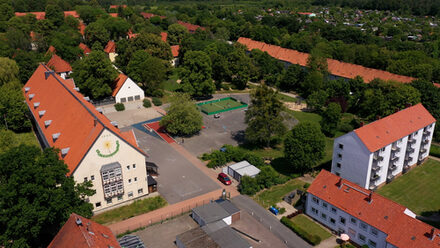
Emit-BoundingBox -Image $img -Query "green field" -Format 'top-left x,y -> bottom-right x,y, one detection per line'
197,97 -> 247,115
291,214 -> 332,241
377,159 -> 440,216
253,178 -> 307,208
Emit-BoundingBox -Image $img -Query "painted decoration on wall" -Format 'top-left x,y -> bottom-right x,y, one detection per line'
96,140 -> 120,158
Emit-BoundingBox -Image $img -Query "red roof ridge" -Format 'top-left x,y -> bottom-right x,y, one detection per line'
79,43 -> 91,55
308,170 -> 440,248
47,54 -> 72,73
353,103 -> 435,152
112,73 -> 128,97
104,40 -> 116,53
171,45 -> 180,57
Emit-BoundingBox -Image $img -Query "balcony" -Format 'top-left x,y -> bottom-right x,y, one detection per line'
423,130 -> 431,137
420,148 -> 427,154
372,164 -> 381,171
408,137 -> 416,144
370,174 -> 380,182
390,155 -> 399,161
373,153 -> 384,161
369,185 -> 377,191
406,147 -> 415,154
391,146 -> 400,153
389,164 -> 397,171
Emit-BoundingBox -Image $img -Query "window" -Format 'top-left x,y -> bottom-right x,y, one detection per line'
322,202 -> 328,209
127,165 -> 130,170
330,218 -> 336,225
106,198 -> 112,204
95,202 -> 101,207
380,147 -> 385,152
338,153 -> 342,158
91,175 -> 95,181
339,144 -> 344,149
350,217 -> 357,225
371,228 -> 378,236
331,207 -> 337,213
128,191 -> 133,197
118,195 -> 123,201
133,164 -> 136,169
336,163 -> 341,168
312,197 -> 319,204
415,131 -> 418,135
83,177 -> 88,182
138,188 -> 143,194
340,217 -> 346,225
368,240 -> 377,248
311,207 -> 318,215
134,177 -> 137,182
336,172 -> 340,176
128,179 -> 132,184
360,222 -> 368,231
358,234 -> 366,242
321,213 -> 327,220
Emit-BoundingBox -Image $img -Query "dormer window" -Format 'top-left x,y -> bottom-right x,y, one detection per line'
44,120 -> 52,128
33,102 -> 40,109
52,132 -> 60,141
38,110 -> 46,117
29,94 -> 35,100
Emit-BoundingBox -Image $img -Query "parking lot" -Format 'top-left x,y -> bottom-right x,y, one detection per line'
181,93 -> 250,156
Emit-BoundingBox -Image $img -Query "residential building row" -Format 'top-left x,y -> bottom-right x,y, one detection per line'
306,170 -> 439,248
331,104 -> 435,190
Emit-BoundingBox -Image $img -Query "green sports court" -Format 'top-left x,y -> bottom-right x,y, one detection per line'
197,97 -> 248,115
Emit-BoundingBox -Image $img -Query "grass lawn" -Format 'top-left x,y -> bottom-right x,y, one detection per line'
289,110 -> 322,124
377,159 -> 440,216
277,93 -> 297,102
291,214 -> 332,241
92,196 -> 167,224
430,143 -> 440,158
253,178 -> 307,208
0,131 -> 39,154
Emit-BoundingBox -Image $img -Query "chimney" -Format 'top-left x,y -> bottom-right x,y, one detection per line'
44,71 -> 54,79
336,178 -> 343,188
75,217 -> 82,226
93,118 -> 98,127
430,228 -> 435,241
367,192 -> 373,204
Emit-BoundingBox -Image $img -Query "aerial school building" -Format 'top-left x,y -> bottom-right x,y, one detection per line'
23,64 -> 157,213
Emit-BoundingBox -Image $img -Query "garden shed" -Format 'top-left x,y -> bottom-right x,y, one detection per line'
226,161 -> 260,182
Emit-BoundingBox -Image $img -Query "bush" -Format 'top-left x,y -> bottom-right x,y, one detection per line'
152,89 -> 164,97
430,144 -> 440,158
152,97 -> 162,106
279,207 -> 286,214
206,150 -> 228,168
280,217 -> 322,245
239,176 -> 260,195
303,183 -> 310,189
114,103 -> 125,111
143,99 -> 152,108
339,122 -> 354,133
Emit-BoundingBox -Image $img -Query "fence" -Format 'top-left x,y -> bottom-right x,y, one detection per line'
115,197 -> 216,236
197,97 -> 248,115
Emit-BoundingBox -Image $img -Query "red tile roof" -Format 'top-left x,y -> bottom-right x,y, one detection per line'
308,170 -> 440,248
110,5 -> 127,9
109,13 -> 118,18
47,45 -> 56,54
237,37 -> 416,83
79,43 -> 91,55
79,21 -> 86,35
140,12 -> 166,19
177,20 -> 205,33
23,64 -> 145,176
112,73 -> 128,97
47,54 -> 72,73
104,40 -> 116,53
354,103 -> 435,152
434,83 -> 440,88
48,213 -> 120,248
127,30 -> 138,39
15,11 -> 79,20
161,32 -> 168,42
171,45 -> 180,57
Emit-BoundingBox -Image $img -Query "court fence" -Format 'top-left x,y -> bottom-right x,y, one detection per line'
196,97 -> 248,115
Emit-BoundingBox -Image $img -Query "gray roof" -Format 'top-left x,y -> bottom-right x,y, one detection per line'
118,235 -> 146,248
176,227 -> 219,248
228,160 -> 260,177
208,226 -> 251,248
192,202 -> 230,224
215,199 -> 240,215
201,220 -> 228,234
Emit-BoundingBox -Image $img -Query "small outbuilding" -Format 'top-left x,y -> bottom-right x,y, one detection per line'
192,199 -> 240,226
226,161 -> 260,182
112,74 -> 145,103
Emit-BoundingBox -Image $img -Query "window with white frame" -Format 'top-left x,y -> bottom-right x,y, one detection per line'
133,164 -> 136,169
128,191 -> 133,197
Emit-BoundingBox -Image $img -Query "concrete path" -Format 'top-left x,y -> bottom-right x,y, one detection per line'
315,236 -> 338,248
232,195 -> 312,248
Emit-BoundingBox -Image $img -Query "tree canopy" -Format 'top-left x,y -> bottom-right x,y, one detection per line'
320,102 -> 342,137
179,50 -> 215,97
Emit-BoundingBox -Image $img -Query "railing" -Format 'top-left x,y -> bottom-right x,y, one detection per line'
370,174 -> 379,181
391,146 -> 400,153
423,130 -> 431,137
420,148 -> 427,154
371,165 -> 380,171
389,164 -> 397,171
387,174 -> 394,181
406,147 -> 415,154
408,137 -> 416,144
373,153 -> 384,161
390,155 -> 399,161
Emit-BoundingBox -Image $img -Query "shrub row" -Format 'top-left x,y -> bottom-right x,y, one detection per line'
430,144 -> 440,158
114,103 -> 125,111
201,145 -> 265,168
280,217 -> 322,245
143,99 -> 152,108
152,97 -> 162,106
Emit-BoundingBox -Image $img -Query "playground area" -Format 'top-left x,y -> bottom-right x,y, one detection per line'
197,97 -> 248,115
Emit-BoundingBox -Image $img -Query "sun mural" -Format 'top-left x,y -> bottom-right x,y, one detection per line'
96,140 -> 120,158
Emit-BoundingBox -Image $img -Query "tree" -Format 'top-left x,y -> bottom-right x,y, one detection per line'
101,17 -> 130,40
0,81 -> 31,132
0,145 -> 94,247
159,94 -> 203,136
126,50 -> 167,95
245,84 -> 286,147
279,64 -> 305,91
284,122 -> 326,172
167,23 -> 188,45
0,57 -> 19,86
179,51 -> 215,97
320,102 -> 342,137
76,5 -> 105,25
84,21 -> 109,47
0,3 -> 14,22
45,4 -> 64,27
301,70 -> 324,97
72,50 -> 118,99
228,46 -> 255,89
13,50 -> 41,83
130,33 -> 172,60
239,176 -> 260,195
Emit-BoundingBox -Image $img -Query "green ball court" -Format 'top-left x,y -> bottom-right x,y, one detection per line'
197,97 -> 248,115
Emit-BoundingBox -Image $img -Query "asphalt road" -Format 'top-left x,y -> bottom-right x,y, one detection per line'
232,195 -> 312,248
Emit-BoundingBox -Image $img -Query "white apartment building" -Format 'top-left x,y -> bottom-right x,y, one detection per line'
331,104 -> 436,190
23,64 -> 157,213
306,170 -> 439,248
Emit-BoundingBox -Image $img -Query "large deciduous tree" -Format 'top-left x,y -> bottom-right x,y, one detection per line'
45,4 -> 64,27
0,145 -> 95,247
84,21 -> 110,48
72,50 -> 118,99
284,122 -> 326,172
167,23 -> 188,45
0,57 -> 19,86
245,84 -> 286,147
320,102 -> 342,137
160,94 -> 203,136
179,50 -> 215,97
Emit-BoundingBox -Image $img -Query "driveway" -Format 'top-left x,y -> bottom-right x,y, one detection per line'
123,127 -> 220,204
232,195 -> 311,248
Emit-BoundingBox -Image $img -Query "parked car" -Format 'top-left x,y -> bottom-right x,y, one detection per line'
217,173 -> 231,185
214,114 -> 220,118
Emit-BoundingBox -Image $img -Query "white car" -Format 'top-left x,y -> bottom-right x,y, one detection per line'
214,114 -> 220,118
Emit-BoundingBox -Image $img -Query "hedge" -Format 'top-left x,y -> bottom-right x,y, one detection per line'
152,97 -> 162,106
280,217 -> 322,245
143,99 -> 152,108
430,144 -> 440,158
114,103 -> 125,111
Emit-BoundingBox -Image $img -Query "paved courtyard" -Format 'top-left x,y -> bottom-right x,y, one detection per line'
181,93 -> 250,156
102,100 -> 163,128
121,126 -> 220,204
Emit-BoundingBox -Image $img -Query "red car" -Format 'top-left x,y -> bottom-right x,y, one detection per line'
218,173 -> 231,185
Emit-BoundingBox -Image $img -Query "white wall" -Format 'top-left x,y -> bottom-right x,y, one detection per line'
332,132 -> 372,188
115,77 -> 145,103
306,193 -> 389,248
222,216 -> 232,225
73,129 -> 148,212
